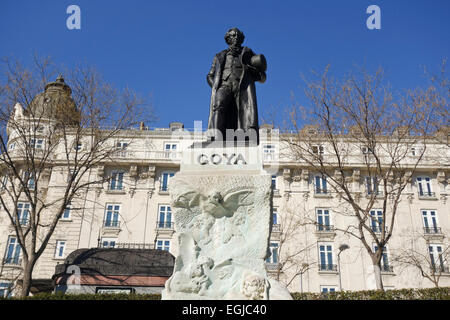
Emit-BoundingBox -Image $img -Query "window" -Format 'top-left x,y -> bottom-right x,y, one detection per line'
272,208 -> 278,225
370,210 -> 383,233
320,286 -> 337,293
312,145 -> 324,156
266,243 -> 279,264
74,143 -> 83,151
366,176 -> 380,196
8,142 -> 15,150
417,176 -> 434,197
374,245 -> 392,272
30,138 -> 43,149
422,210 -> 440,234
316,209 -> 332,231
4,236 -> 21,265
314,175 -> 328,194
160,172 -> 175,192
62,203 -> 72,220
271,175 -> 277,190
411,147 -> 416,156
23,171 -> 35,190
429,244 -> 446,273
17,202 -> 30,225
0,283 -> 13,297
158,205 -> 172,229
101,238 -> 117,248
156,240 -> 170,251
104,204 -> 120,227
263,144 -> 276,161
0,174 -> 8,190
164,143 -> 178,158
116,141 -> 128,150
318,244 -> 335,271
109,171 -> 124,190
54,241 -> 66,259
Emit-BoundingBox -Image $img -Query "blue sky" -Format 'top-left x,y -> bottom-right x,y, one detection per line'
0,0 -> 449,128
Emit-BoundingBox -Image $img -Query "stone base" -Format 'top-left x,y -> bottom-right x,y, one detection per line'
162,145 -> 292,300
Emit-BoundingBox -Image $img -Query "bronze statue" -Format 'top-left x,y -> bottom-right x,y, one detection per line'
206,28 -> 266,144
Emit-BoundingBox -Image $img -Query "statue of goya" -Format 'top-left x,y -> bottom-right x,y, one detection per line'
207,28 -> 267,144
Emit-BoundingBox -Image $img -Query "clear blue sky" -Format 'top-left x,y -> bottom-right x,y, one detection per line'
0,0 -> 449,128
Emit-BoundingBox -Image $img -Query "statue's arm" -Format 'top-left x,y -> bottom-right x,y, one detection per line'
246,49 -> 266,83
206,56 -> 217,87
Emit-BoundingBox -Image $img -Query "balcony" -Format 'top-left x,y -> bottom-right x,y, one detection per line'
2,258 -> 22,267
424,227 -> 442,235
314,190 -> 332,198
318,264 -> 338,272
106,186 -> 126,194
371,226 -> 387,234
381,265 -> 394,273
271,224 -> 281,233
99,242 -> 155,249
12,218 -> 29,226
315,224 -> 336,239
272,188 -> 281,197
418,192 -> 437,200
156,221 -> 174,230
367,191 -> 384,198
103,220 -> 121,228
316,224 -> 335,232
265,262 -> 281,271
431,265 -> 450,274
159,186 -> 170,194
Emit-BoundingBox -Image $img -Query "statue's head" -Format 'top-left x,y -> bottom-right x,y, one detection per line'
224,28 -> 245,47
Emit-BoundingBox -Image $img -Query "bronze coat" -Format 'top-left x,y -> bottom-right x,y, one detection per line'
206,46 -> 266,132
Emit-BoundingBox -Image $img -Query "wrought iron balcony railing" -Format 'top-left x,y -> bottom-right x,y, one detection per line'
156,221 -> 174,230
432,265 -> 449,274
271,224 -> 281,233
265,262 -> 281,271
316,224 -> 335,232
103,220 -> 120,228
371,226 -> 387,233
98,242 -> 155,249
159,186 -> 170,192
367,191 -> 384,197
2,258 -> 22,266
418,192 -> 436,198
381,265 -> 394,273
424,227 -> 442,234
318,264 -> 338,271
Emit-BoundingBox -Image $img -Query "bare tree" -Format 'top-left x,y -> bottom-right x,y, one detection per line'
394,234 -> 450,288
0,55 -> 152,296
282,65 -> 448,290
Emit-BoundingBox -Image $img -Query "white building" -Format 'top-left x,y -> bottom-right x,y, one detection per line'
0,80 -> 449,296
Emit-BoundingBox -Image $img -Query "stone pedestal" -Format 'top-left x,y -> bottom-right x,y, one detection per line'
162,143 -> 292,300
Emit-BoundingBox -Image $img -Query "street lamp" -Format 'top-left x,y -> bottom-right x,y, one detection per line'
338,244 -> 350,292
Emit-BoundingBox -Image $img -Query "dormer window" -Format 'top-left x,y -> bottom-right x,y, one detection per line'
116,142 -> 128,150
312,145 -> 324,155
30,139 -> 43,149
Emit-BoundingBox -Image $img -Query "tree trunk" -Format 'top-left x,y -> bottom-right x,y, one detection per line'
373,263 -> 384,291
20,263 -> 33,297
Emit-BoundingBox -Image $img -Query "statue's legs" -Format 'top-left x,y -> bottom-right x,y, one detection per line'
211,85 -> 234,141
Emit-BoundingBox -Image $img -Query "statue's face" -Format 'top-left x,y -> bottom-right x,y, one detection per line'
227,29 -> 243,47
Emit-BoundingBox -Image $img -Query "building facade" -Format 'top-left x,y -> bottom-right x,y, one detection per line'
0,111 -> 449,296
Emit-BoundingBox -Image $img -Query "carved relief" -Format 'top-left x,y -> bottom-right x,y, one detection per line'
162,174 -> 292,300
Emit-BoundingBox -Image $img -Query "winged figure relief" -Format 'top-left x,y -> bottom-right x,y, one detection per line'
172,186 -> 255,244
